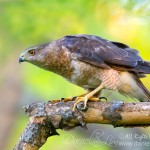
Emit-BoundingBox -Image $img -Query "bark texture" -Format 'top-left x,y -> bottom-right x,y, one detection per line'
14,99 -> 150,149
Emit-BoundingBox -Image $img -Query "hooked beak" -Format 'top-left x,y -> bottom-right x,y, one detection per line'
19,54 -> 25,63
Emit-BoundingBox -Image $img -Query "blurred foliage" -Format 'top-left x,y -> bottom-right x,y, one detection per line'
1,0 -> 150,149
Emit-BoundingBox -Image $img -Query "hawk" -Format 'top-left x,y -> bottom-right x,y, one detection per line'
19,34 -> 150,111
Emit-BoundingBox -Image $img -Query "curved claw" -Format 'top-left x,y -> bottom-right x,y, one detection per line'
77,102 -> 88,111
61,98 -> 65,101
99,96 -> 107,101
73,97 -> 88,112
73,84 -> 104,111
72,96 -> 77,101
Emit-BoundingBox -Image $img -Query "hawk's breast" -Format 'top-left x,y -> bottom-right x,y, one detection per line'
69,59 -> 121,90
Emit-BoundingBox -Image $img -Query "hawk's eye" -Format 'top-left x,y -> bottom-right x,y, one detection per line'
28,50 -> 35,56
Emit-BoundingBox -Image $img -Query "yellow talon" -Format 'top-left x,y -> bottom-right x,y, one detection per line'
72,84 -> 104,111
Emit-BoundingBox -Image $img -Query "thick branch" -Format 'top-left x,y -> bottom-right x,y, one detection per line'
14,100 -> 150,149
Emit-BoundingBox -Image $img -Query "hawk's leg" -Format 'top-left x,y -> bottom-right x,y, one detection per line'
59,97 -> 101,103
61,91 -> 89,102
60,91 -> 90,102
73,84 -> 104,111
61,92 -> 104,103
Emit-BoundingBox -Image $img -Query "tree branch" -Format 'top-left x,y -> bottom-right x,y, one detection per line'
14,99 -> 150,149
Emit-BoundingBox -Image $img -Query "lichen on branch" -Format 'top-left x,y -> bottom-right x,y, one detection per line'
14,99 -> 150,150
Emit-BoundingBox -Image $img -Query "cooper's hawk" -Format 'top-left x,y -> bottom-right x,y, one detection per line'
19,34 -> 150,111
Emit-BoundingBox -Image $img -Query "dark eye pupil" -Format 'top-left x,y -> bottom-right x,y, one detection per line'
29,50 -> 34,55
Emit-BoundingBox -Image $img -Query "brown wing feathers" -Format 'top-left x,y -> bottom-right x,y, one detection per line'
61,34 -> 150,101
62,34 -> 150,75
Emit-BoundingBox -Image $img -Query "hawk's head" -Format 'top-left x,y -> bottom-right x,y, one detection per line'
19,43 -> 54,69
19,40 -> 65,72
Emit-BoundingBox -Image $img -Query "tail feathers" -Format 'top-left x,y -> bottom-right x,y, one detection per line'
136,60 -> 150,74
111,60 -> 150,74
134,74 -> 150,101
140,60 -> 150,67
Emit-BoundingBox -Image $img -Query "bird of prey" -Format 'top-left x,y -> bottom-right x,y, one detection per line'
19,34 -> 150,111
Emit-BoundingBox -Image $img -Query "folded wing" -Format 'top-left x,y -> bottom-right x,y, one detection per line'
61,34 -> 150,74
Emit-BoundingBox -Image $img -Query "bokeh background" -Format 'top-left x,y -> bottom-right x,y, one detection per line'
1,0 -> 150,150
